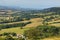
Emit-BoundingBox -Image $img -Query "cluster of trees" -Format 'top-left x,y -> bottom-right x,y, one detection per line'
0,21 -> 31,29
5,35 -> 25,40
24,25 -> 60,40
5,35 -> 14,40
0,32 -> 17,40
0,23 -> 24,29
0,17 -> 29,24
0,32 -> 25,40
0,16 -> 31,24
0,32 -> 17,36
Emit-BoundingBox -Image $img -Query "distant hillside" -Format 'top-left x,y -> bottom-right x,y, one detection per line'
41,7 -> 60,13
0,6 -> 35,11
0,6 -> 18,11
0,6 -> 60,15
21,7 -> 60,14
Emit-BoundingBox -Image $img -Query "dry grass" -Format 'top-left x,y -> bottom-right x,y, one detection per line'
0,27 -> 30,34
42,37 -> 60,40
50,23 -> 60,27
25,18 -> 43,27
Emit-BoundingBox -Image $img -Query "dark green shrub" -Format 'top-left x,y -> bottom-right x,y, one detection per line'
3,32 -> 10,36
11,32 -> 17,36
5,35 -> 14,40
24,25 -> 60,40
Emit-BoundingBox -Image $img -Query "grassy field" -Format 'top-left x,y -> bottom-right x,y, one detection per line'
0,17 -> 60,34
0,27 -> 31,34
0,18 -> 43,34
0,18 -> 60,40
42,37 -> 60,40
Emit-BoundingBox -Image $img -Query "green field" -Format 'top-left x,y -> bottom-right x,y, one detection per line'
0,27 -> 31,34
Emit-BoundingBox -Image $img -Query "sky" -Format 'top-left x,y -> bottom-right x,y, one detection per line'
0,0 -> 60,9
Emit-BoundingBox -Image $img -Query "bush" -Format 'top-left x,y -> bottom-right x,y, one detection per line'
2,32 -> 17,36
0,34 -> 2,36
24,25 -> 60,40
5,35 -> 14,40
11,32 -> 17,36
3,32 -> 10,36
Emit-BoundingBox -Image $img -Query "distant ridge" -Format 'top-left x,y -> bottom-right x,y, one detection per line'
0,6 -> 60,13
41,7 -> 60,13
0,6 -> 36,11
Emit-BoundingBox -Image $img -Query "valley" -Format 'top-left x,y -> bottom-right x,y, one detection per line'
0,7 -> 60,40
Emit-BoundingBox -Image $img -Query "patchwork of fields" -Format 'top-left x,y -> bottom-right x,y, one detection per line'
0,7 -> 60,40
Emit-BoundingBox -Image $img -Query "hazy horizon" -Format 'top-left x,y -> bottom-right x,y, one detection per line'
0,0 -> 60,9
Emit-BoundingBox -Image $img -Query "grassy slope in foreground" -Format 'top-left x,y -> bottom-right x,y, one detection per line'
0,27 -> 31,34
42,37 -> 60,40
